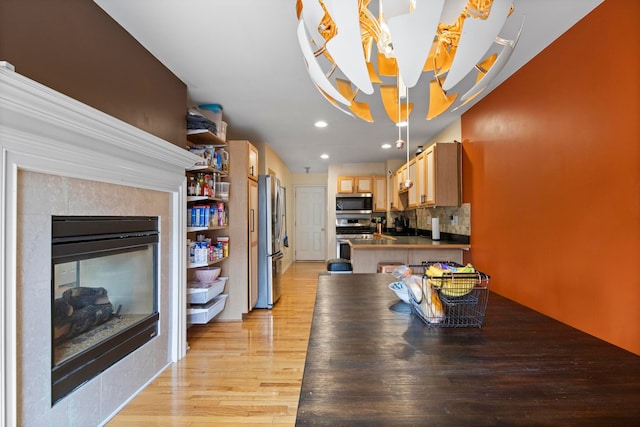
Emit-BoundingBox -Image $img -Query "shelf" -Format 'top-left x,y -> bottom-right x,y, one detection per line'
187,195 -> 226,203
187,294 -> 228,324
186,164 -> 229,176
187,277 -> 227,304
187,256 -> 227,269
187,225 -> 228,233
187,129 -> 227,146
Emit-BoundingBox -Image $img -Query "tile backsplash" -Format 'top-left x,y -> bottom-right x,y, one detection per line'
397,203 -> 471,236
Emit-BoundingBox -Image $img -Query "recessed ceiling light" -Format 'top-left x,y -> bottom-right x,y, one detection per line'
381,143 -> 392,149
314,120 -> 328,128
396,121 -> 408,127
320,153 -> 329,159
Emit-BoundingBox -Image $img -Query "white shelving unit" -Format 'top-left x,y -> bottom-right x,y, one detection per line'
185,129 -> 230,324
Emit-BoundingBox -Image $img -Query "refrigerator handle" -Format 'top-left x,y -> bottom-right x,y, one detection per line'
250,208 -> 255,232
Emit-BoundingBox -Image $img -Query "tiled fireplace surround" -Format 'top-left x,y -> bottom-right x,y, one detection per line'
0,66 -> 197,425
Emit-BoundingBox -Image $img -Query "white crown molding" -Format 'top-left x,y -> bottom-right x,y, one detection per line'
0,66 -> 199,191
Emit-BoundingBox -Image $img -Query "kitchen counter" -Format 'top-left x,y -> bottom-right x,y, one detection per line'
295,274 -> 640,425
348,234 -> 470,249
347,234 -> 469,272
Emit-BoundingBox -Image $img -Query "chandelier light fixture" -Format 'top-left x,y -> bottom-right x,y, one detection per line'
296,0 -> 524,124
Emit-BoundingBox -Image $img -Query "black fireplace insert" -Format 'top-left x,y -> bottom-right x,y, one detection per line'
51,216 -> 159,405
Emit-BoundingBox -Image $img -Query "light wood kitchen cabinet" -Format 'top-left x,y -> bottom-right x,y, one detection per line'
248,143 -> 259,181
397,165 -> 408,193
372,176 -> 387,212
416,151 -> 428,205
390,170 -> 405,211
337,176 -> 373,193
355,176 -> 372,193
424,142 -> 461,207
407,159 -> 419,208
218,139 -> 259,319
337,176 -> 355,193
391,141 -> 460,209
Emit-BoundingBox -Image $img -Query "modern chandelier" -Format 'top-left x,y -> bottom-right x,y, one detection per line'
296,0 -> 524,124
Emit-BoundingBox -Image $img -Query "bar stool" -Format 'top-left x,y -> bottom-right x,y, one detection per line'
326,258 -> 353,274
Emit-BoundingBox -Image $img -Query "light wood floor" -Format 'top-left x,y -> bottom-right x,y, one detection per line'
107,261 -> 325,427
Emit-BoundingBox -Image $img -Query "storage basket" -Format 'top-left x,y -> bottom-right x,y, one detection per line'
408,261 -> 490,328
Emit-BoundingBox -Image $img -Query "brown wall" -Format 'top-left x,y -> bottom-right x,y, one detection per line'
0,0 -> 186,146
461,0 -> 639,354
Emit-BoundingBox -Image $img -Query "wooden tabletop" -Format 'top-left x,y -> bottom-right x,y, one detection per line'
296,273 -> 640,426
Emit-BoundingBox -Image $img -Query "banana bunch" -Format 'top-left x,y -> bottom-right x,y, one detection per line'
420,277 -> 444,323
426,263 -> 476,297
436,278 -> 475,297
453,263 -> 475,273
425,263 -> 449,277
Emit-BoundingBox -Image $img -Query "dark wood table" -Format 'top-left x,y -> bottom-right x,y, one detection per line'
296,273 -> 640,426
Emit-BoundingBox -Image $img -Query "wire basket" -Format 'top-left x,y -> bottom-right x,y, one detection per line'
408,261 -> 490,328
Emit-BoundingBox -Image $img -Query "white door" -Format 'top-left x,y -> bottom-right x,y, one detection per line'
295,185 -> 326,260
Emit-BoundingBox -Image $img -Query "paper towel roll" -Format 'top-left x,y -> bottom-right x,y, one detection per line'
432,217 -> 440,241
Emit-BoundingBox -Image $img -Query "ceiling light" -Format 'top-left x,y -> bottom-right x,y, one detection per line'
395,121 -> 408,128
381,143 -> 392,149
320,153 -> 329,159
314,120 -> 328,128
296,0 -> 523,123
395,139 -> 405,150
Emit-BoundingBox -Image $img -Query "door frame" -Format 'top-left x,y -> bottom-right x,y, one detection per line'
294,184 -> 327,261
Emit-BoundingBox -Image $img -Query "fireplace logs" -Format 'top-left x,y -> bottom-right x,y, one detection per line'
53,287 -> 115,343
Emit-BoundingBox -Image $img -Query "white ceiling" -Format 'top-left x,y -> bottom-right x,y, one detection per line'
94,0 -> 602,173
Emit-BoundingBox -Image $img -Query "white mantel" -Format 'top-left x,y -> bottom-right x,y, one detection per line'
0,64 -> 197,426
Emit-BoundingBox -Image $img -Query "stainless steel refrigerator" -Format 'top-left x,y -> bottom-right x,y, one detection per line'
256,174 -> 285,308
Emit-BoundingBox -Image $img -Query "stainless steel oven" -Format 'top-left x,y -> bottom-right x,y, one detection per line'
335,233 -> 374,259
335,214 -> 373,259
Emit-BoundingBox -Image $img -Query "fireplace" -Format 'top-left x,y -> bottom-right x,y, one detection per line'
2,64 -> 199,425
50,216 -> 160,404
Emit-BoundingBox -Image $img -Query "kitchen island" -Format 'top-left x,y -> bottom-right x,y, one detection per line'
296,273 -> 640,426
347,234 -> 470,272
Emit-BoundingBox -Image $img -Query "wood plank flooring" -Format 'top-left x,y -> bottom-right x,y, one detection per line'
107,262 -> 324,427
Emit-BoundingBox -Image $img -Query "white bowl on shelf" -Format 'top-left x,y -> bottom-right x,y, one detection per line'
195,267 -> 220,283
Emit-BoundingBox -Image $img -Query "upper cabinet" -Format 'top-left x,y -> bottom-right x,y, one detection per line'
354,176 -> 372,193
407,159 -> 419,208
337,176 -> 354,193
337,176 -> 373,193
423,142 -> 461,207
248,143 -> 258,181
390,170 -> 405,211
372,176 -> 387,212
392,141 -> 461,208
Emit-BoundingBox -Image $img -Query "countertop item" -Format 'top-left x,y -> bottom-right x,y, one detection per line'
296,273 -> 640,425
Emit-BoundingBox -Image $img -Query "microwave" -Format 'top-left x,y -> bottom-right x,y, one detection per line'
336,194 -> 373,214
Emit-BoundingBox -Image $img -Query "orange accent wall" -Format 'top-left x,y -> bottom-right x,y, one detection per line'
461,0 -> 640,354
